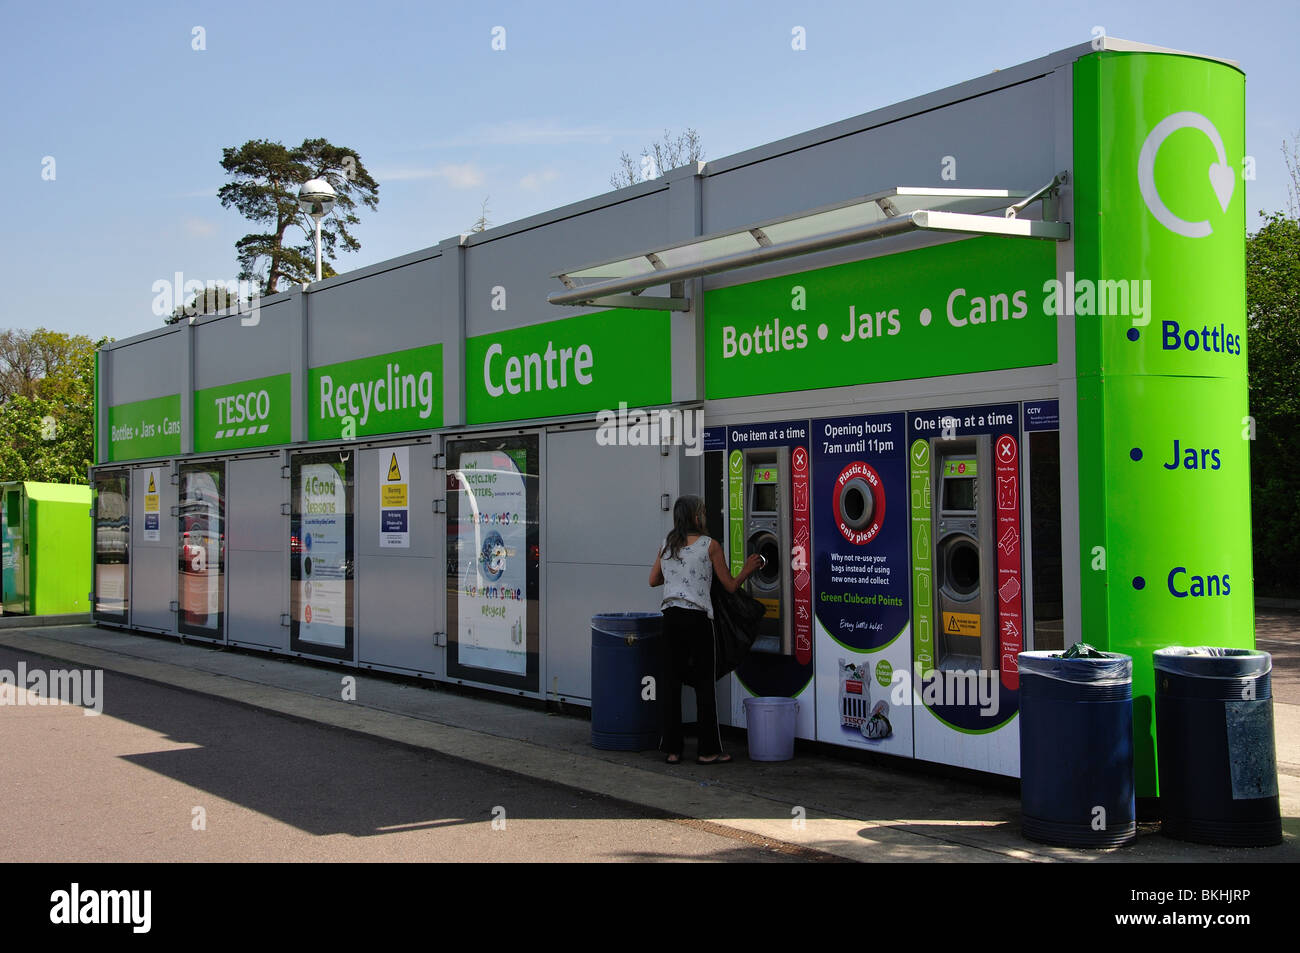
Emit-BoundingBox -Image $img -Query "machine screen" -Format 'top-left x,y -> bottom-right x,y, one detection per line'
752,481 -> 778,513
943,476 -> 975,512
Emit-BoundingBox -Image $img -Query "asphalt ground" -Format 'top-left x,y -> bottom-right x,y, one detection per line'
0,645 -> 818,862
0,613 -> 1295,863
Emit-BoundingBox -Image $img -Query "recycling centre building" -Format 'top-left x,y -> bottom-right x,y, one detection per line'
91,37 -> 1252,799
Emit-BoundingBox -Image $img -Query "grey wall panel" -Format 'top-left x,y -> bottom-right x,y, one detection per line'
228,549 -> 287,650
130,465 -> 175,632
702,78 -> 1057,237
465,192 -> 671,337
227,456 -> 286,552
130,546 -> 176,632
544,429 -> 667,700
355,442 -> 441,673
226,457 -> 286,649
545,429 -> 666,565
193,299 -> 295,390
108,331 -> 185,405
357,556 -> 439,673
545,562 -> 660,702
307,258 -> 442,367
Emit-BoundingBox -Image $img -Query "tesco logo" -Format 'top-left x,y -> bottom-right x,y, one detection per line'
217,389 -> 271,425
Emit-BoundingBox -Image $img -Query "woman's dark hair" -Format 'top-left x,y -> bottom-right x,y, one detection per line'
663,495 -> 706,561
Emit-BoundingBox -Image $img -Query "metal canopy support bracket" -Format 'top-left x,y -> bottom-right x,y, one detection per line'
580,293 -> 691,311
1005,171 -> 1069,221
548,179 -> 1071,308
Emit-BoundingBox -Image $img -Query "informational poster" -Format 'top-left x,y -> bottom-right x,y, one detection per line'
296,461 -> 350,649
907,402 -> 1022,777
379,447 -> 410,548
993,432 -> 1022,691
723,419 -> 816,742
812,411 -> 913,758
453,447 -> 529,675
445,434 -> 538,692
143,468 -> 161,542
178,465 -> 223,635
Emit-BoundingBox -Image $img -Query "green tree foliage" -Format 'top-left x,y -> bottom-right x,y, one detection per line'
1246,210 -> 1300,597
162,282 -> 252,326
0,329 -> 103,484
218,138 -> 379,295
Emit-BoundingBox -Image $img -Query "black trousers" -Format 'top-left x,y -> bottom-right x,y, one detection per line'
660,606 -> 722,758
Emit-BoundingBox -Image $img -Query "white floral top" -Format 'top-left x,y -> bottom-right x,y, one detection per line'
661,535 -> 714,619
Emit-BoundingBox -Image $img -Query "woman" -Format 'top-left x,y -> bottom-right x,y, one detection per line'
650,495 -> 762,764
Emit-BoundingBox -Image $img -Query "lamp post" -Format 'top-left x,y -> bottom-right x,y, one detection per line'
297,178 -> 338,282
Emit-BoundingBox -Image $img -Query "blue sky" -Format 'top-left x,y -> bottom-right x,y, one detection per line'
1,0 -> 1296,342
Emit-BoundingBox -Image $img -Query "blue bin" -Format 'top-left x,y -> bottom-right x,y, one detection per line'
590,612 -> 664,751
1018,650 -> 1136,848
1154,647 -> 1281,847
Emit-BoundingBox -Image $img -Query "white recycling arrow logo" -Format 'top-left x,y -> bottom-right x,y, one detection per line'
1137,111 -> 1234,238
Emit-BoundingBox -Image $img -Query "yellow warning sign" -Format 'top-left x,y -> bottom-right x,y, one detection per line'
381,485 -> 408,507
386,453 -> 402,481
145,470 -> 160,513
943,611 -> 981,637
757,597 -> 780,620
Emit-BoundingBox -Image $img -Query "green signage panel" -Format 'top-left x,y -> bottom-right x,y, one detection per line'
195,373 -> 291,452
1073,51 -> 1252,797
704,236 -> 1057,399
728,449 -> 743,578
107,394 -> 182,462
910,438 -> 934,681
465,309 -> 671,424
309,344 -> 443,440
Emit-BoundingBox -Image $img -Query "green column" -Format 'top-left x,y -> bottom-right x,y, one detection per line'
1073,51 -> 1252,797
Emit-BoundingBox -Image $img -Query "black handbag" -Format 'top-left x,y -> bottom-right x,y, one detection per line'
711,575 -> 765,678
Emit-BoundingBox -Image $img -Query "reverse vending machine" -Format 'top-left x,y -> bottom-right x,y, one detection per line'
931,437 -> 996,671
743,447 -> 793,655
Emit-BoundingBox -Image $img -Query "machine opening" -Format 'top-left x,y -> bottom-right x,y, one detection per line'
840,477 -> 874,529
752,533 -> 782,587
946,538 -> 980,596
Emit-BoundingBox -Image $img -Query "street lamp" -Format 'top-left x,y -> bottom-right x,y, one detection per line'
297,178 -> 337,282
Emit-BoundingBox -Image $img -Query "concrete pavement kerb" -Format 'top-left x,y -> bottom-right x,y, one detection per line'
1,625 -> 1295,863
